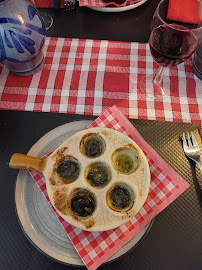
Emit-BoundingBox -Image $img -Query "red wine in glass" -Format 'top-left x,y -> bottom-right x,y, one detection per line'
149,25 -> 198,67
139,0 -> 201,99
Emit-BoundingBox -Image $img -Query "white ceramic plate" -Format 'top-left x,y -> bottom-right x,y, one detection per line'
79,0 -> 148,12
15,120 -> 153,265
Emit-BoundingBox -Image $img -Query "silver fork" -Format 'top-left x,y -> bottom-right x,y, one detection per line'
182,131 -> 202,174
64,0 -> 75,10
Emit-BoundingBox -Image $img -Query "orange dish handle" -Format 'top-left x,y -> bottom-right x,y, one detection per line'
9,153 -> 47,176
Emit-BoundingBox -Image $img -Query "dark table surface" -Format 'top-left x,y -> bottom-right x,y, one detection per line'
1,2 -> 202,270
1,110 -> 202,270
40,0 -> 161,42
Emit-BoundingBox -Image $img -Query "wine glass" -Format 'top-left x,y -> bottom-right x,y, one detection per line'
30,0 -> 53,30
139,0 -> 201,99
38,12 -> 53,30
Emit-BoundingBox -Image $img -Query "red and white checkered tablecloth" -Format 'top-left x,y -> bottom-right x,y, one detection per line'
79,0 -> 143,8
0,37 -> 202,127
34,0 -> 142,8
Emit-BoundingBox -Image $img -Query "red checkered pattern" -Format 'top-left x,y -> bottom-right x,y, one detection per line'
34,0 -> 143,8
29,105 -> 189,270
79,0 -> 143,8
0,37 -> 202,127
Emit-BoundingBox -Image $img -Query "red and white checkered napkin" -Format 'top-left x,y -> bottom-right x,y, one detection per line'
29,105 -> 190,270
79,0 -> 143,8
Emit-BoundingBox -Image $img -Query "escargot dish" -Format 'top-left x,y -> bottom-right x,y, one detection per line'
9,127 -> 150,231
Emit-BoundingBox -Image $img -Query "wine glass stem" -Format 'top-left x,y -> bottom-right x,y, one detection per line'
153,66 -> 165,85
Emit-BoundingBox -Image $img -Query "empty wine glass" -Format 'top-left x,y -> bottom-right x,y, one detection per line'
30,0 -> 53,30
38,12 -> 53,30
139,0 -> 201,99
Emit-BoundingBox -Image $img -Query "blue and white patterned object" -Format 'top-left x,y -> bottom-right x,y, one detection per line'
0,0 -> 46,76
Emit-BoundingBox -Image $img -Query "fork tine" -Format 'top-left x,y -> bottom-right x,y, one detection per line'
182,131 -> 202,175
187,132 -> 192,146
183,132 -> 188,147
191,131 -> 198,146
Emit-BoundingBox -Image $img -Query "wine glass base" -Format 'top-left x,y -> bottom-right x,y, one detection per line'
139,74 -> 170,100
39,12 -> 53,31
